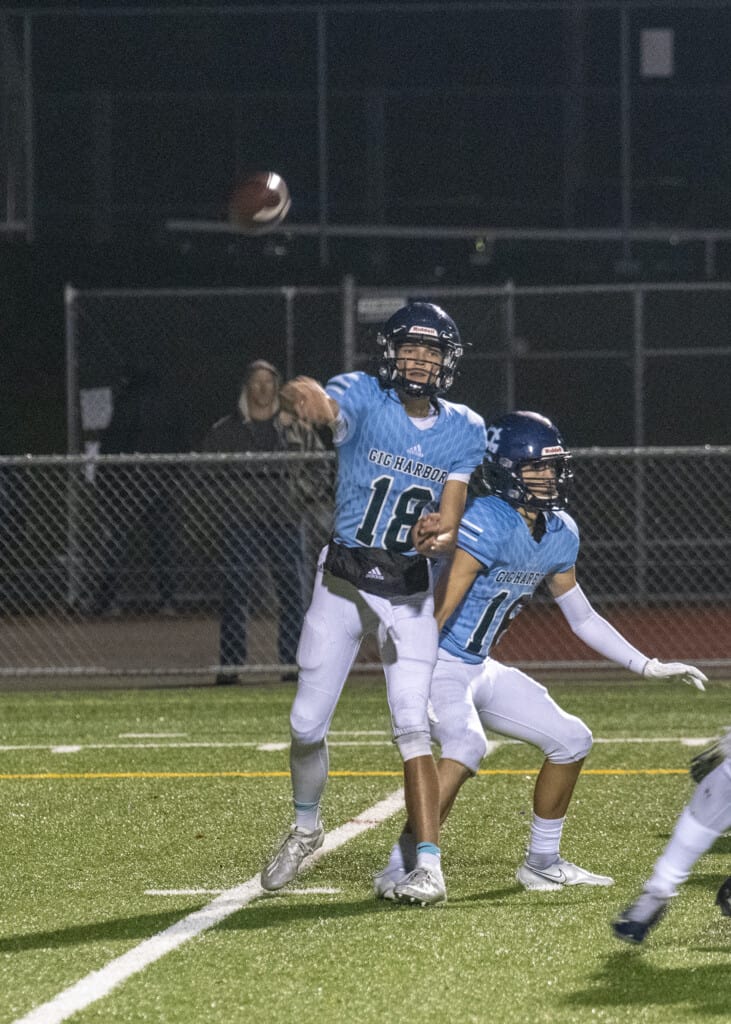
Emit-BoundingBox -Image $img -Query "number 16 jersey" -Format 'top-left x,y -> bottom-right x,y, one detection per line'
439,495 -> 580,663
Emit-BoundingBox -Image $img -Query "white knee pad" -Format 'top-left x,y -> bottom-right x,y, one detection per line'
389,675 -> 431,737
395,729 -> 433,760
545,717 -> 593,764
439,730 -> 487,775
433,709 -> 487,774
290,708 -> 329,749
392,682 -> 436,757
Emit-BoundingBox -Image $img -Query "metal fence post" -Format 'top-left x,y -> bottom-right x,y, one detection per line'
65,283 -> 80,455
284,286 -> 295,379
64,283 -> 87,611
342,273 -> 356,372
633,288 -> 647,601
22,12 -> 34,242
504,279 -> 516,410
316,8 -> 329,267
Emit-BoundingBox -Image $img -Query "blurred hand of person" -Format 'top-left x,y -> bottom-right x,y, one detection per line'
280,376 -> 338,426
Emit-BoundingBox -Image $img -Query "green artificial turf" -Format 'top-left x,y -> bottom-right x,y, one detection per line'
0,676 -> 728,1023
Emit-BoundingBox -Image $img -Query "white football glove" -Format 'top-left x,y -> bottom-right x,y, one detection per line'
643,657 -> 707,691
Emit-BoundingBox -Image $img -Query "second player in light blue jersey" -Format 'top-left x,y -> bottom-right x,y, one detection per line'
261,302 -> 486,906
375,411 -> 707,900
438,494 -> 579,664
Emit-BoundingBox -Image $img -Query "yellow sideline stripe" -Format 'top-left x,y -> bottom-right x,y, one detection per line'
0,768 -> 687,780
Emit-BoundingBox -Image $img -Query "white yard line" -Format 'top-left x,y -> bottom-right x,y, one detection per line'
144,886 -> 342,897
0,735 -> 717,754
10,788 -> 405,1024
144,888 -> 224,896
0,740 -> 394,753
118,733 -> 189,738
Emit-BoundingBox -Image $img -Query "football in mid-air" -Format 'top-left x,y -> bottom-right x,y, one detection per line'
228,172 -> 291,231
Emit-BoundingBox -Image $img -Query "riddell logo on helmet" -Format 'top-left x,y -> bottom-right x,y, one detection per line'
408,325 -> 439,337
542,445 -> 564,456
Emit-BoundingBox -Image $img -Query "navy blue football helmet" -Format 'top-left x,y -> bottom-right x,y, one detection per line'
482,411 -> 573,511
376,302 -> 464,397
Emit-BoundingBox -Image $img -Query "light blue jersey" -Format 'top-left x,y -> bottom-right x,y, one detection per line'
440,495 -> 580,663
326,372 -> 486,553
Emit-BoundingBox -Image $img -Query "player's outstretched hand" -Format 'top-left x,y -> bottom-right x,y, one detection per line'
643,657 -> 708,691
280,376 -> 338,425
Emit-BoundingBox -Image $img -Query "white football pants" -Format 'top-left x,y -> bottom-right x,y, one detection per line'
430,651 -> 593,774
289,548 -> 438,809
644,757 -> 731,897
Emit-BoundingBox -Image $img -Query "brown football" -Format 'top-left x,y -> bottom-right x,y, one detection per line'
228,172 -> 291,230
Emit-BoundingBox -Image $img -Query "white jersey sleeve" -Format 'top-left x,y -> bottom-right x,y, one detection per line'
554,583 -> 649,674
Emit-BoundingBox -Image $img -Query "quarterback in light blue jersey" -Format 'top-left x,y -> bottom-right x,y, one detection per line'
375,411 -> 707,901
261,302 -> 487,907
326,371 -> 485,552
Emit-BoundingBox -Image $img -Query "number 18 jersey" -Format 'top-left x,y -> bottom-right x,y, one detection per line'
439,495 -> 580,663
326,372 -> 486,553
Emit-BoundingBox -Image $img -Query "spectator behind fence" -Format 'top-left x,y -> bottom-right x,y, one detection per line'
201,359 -> 325,685
92,363 -> 186,616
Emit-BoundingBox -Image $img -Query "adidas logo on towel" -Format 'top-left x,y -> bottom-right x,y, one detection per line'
407,443 -> 424,457
365,566 -> 385,581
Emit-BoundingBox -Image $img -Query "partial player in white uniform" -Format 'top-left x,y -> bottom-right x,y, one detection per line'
375,411 -> 707,898
613,727 -> 731,943
260,302 -> 487,906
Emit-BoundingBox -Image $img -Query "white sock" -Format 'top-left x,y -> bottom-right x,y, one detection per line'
646,806 -> 721,898
527,814 -> 565,869
416,841 -> 441,873
388,831 -> 416,872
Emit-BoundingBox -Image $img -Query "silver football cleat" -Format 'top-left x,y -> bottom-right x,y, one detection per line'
260,824 -> 325,891
392,866 -> 447,907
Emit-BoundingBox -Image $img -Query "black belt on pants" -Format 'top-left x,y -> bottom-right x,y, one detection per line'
324,540 -> 430,598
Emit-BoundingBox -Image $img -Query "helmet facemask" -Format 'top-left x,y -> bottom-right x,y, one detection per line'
377,337 -> 462,398
482,453 -> 573,511
517,454 -> 573,511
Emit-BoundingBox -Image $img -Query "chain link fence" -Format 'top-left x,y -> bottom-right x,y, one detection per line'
66,284 -> 345,456
67,281 -> 731,457
0,448 -> 728,679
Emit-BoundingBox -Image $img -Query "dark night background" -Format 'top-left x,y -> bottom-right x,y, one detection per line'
1,1 -> 730,453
